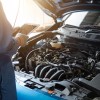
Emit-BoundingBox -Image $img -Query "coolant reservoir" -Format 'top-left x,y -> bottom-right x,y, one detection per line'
50,42 -> 62,49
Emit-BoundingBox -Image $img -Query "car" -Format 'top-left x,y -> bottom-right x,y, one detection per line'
12,0 -> 100,100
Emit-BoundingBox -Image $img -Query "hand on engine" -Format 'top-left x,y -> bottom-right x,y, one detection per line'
15,33 -> 29,47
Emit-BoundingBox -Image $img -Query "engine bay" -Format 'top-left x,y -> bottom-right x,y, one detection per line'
13,31 -> 100,100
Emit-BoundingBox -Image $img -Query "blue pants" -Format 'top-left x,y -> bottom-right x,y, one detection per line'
0,54 -> 17,100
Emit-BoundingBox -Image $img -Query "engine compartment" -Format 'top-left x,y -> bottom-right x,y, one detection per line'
25,40 -> 99,81
13,32 -> 100,100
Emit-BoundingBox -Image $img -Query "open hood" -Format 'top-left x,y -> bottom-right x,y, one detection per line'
33,0 -> 100,19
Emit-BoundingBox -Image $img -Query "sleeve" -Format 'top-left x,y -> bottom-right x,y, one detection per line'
0,1 -> 19,56
5,37 -> 19,56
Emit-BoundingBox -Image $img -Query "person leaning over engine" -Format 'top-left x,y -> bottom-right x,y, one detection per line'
0,1 -> 28,100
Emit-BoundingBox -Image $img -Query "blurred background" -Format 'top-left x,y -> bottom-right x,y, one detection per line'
1,0 -> 54,27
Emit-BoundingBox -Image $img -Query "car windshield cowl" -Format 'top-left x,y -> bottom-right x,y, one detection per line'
79,25 -> 100,30
62,24 -> 100,34
63,24 -> 100,29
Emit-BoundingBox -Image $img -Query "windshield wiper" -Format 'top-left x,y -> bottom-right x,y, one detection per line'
63,24 -> 100,33
85,29 -> 100,33
80,25 -> 100,30
80,25 -> 100,33
63,24 -> 100,29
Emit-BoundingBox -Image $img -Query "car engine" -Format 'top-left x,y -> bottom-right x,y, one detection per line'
13,29 -> 100,100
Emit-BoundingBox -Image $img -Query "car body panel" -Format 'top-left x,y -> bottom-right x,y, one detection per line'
16,83 -> 63,100
33,0 -> 100,19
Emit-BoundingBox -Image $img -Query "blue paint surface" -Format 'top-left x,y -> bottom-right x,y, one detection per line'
16,83 -> 64,100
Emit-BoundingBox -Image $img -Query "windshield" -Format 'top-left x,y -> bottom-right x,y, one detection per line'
64,11 -> 100,27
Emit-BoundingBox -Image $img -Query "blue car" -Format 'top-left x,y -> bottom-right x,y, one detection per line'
13,0 -> 100,100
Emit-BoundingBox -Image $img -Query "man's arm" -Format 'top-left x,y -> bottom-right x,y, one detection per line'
0,1 -> 13,54
0,1 -> 28,56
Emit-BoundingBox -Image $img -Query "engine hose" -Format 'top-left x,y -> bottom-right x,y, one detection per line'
35,64 -> 47,77
39,65 -> 51,78
45,67 -> 58,79
25,48 -> 39,72
58,73 -> 66,81
50,70 -> 65,81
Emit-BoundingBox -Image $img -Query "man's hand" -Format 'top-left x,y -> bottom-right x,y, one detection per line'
15,33 -> 29,47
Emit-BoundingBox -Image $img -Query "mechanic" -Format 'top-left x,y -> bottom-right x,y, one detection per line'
0,1 -> 28,100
